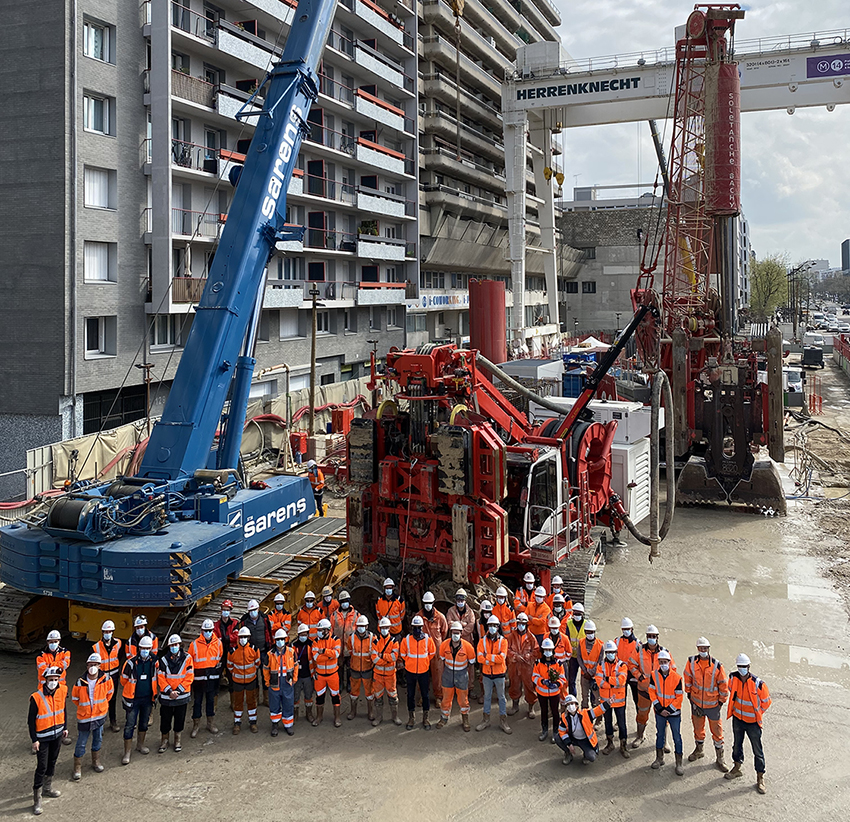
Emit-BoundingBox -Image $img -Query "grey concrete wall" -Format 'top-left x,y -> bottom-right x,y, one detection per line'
0,414 -> 63,500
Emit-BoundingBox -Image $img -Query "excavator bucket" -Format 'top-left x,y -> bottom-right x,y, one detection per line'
677,456 -> 786,515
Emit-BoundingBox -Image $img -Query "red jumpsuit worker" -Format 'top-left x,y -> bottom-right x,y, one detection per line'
418,591 -> 448,705
507,612 -> 538,718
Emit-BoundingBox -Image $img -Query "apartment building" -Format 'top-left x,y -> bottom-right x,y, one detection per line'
0,0 -> 418,498
412,0 -> 565,348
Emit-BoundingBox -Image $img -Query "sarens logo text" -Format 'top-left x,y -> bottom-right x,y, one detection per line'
517,77 -> 642,101
244,497 -> 308,538
261,104 -> 303,219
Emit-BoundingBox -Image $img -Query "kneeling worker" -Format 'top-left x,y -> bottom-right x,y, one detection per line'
556,694 -> 608,765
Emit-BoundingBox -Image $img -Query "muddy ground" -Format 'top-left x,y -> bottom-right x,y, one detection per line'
1,372 -> 849,821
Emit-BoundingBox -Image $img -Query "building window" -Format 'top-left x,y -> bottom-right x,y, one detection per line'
579,247 -> 596,260
361,265 -> 379,283
581,281 -> 597,294
317,310 -> 330,333
83,241 -> 116,282
82,384 -> 147,435
406,312 -> 427,332
151,315 -> 183,348
387,307 -> 399,328
369,308 -> 376,330
83,167 -> 116,209
83,20 -> 111,63
83,94 -> 112,135
564,281 -> 578,294
321,373 -> 335,386
344,309 -> 353,332
84,316 -> 117,357
280,308 -> 299,338
308,262 -> 326,282
420,270 -> 445,289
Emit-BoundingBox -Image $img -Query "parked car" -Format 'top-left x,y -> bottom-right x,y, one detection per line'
839,323 -> 850,334
828,320 -> 840,333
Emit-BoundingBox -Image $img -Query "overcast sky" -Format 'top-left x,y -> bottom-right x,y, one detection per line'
550,0 -> 850,267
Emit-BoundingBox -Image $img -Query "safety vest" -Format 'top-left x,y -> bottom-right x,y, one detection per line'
566,618 -> 587,652
376,596 -> 405,636
595,658 -> 627,707
513,586 -> 532,614
615,634 -> 639,668
477,634 -> 507,676
311,636 -> 341,675
371,635 -> 399,674
309,468 -> 325,492
558,703 -> 605,747
188,635 -> 223,680
525,599 -> 551,636
72,675 -> 114,723
319,598 -> 339,620
126,630 -> 159,660
157,652 -> 194,703
269,609 -> 292,637
348,632 -> 374,672
93,638 -> 122,675
31,685 -> 67,739
727,673 -> 771,726
630,644 -> 668,688
227,644 -> 260,685
684,655 -> 728,708
331,608 -> 358,646
439,638 -> 475,690
400,634 -> 436,674
544,631 -> 572,664
120,657 -> 158,706
649,668 -> 683,713
296,606 -> 323,641
532,660 -> 565,697
492,602 -> 516,636
36,648 -> 71,685
264,646 -> 297,690
577,637 -> 604,679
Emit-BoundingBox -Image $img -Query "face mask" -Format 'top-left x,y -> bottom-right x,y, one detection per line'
659,663 -> 670,673
276,639 -> 285,648
318,631 -> 329,640
239,637 -> 248,647
170,645 -> 179,655
305,601 -> 315,610
622,630 -> 633,638
46,680 -> 59,691
103,633 -> 113,643
451,634 -> 461,643
203,631 -> 213,640
456,601 -> 465,610
88,665 -> 100,676
517,623 -> 527,633
221,611 -> 230,619
249,609 -> 259,619
140,649 -> 151,660
136,627 -> 145,636
566,704 -> 577,715
552,587 -> 561,594
48,642 -> 59,652
413,627 -> 423,639
605,652 -> 616,662
535,595 -> 544,604
573,616 -> 582,624
737,666 -> 749,676
488,626 -> 497,635
554,607 -> 564,617
341,602 -> 350,610
380,628 -> 389,637
357,626 -> 366,635
698,650 -> 709,659
323,596 -> 332,604
543,651 -> 553,659
496,597 -> 506,605
298,634 -> 308,643
384,589 -> 393,597
646,637 -> 657,646
525,583 -> 534,591
482,611 -> 492,621
276,604 -> 284,611
585,633 -> 595,641
424,603 -> 433,611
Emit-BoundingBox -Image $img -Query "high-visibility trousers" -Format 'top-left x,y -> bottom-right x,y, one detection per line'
314,671 -> 340,698
233,686 -> 258,724
350,670 -> 373,700
371,670 -> 397,700
269,681 -> 295,730
430,655 -> 444,701
636,686 -> 652,725
440,687 -> 469,720
692,709 -> 724,746
507,660 -> 537,704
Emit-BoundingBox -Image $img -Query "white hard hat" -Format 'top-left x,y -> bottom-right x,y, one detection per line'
696,636 -> 710,647
44,667 -> 62,680
274,629 -> 287,640
134,616 -> 148,627
47,630 -> 61,642
339,590 -> 351,601
356,615 -> 369,627
422,591 -> 435,604
736,653 -> 751,666
297,623 -> 309,634
304,591 -> 316,600
378,617 -> 391,628
307,459 -> 317,468
411,615 -> 424,627
534,586 -> 546,597
495,586 -> 508,598
551,575 -> 563,586
604,640 -> 617,653
139,636 -> 153,649
455,588 -> 467,598
101,620 -> 115,632
383,578 -> 395,587
572,603 -> 585,614
523,572 -> 535,584
541,638 -> 555,650
516,612 -> 529,623
657,649 -> 672,661
621,617 -> 634,630
247,599 -> 260,610
487,615 -> 500,626
646,625 -> 659,635
201,619 -> 215,631
548,616 -> 561,629
238,627 -> 251,637
86,653 -> 102,665
318,619 -> 332,630
553,593 -> 566,604
274,593 -> 285,603
563,694 -> 578,706
321,585 -> 334,597
584,620 -> 596,632
450,621 -> 462,632
481,600 -> 493,611
168,634 -> 181,645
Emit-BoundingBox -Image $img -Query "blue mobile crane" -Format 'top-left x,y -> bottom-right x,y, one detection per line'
0,0 -> 340,646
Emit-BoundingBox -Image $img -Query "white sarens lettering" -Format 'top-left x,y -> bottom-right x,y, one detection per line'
243,497 -> 308,539
261,105 -> 303,219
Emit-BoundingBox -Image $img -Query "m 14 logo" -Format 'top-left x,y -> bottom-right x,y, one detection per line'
244,498 -> 308,539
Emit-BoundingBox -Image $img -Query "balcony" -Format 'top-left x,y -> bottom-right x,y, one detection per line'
217,23 -> 274,73
170,139 -> 221,175
172,277 -> 207,304
354,90 -> 405,132
422,184 -> 507,223
305,228 -> 357,253
420,35 -> 501,102
354,43 -> 408,94
172,208 -> 222,239
356,188 -> 406,219
304,122 -> 356,157
420,72 -> 503,133
421,0 -> 511,73
356,281 -> 408,305
242,0 -> 298,25
217,87 -> 262,121
263,284 -> 304,309
172,70 -> 216,108
355,0 -> 405,48
422,112 -> 505,164
422,147 -> 505,193
355,138 -> 406,175
357,234 -> 407,261
170,3 -> 216,42
302,173 -> 356,206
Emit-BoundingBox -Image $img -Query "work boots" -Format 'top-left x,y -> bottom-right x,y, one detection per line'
232,722 -> 241,735
347,697 -> 358,720
91,750 -> 104,773
121,739 -> 132,765
562,749 -> 573,766
271,721 -> 280,737
32,788 -> 42,816
651,749 -> 665,769
499,715 -> 512,735
390,698 -> 402,726
631,723 -> 646,748
462,714 -> 471,732
367,699 -> 375,722
110,720 -> 120,734
715,746 -> 729,773
620,740 -> 630,759
406,711 -> 416,730
136,732 -> 149,755
476,713 -> 491,732
724,762 -> 743,780
190,718 -> 201,739
436,715 -> 447,729
206,717 -> 218,735
312,706 -> 324,727
756,773 -> 766,794
675,753 -> 684,776
538,728 -> 548,742
601,736 -> 615,756
508,698 -> 520,716
158,734 -> 170,752
249,723 -> 258,734
333,705 -> 342,728
688,741 -> 705,761
372,699 -> 384,727
72,757 -> 82,781
305,705 -> 315,724
173,733 -> 182,752
422,710 -> 431,730
42,778 -> 60,799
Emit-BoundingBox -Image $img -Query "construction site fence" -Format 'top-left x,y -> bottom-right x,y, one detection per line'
833,333 -> 850,378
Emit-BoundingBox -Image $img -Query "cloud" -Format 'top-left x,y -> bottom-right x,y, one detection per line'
550,0 -> 850,265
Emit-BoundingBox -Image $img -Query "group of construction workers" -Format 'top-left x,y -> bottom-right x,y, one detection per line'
27,572 -> 771,815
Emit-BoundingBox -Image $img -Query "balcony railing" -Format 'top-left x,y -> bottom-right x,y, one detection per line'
304,173 -> 356,205
171,70 -> 216,107
172,277 -> 207,303
326,27 -> 355,58
305,228 -> 357,251
172,208 -> 222,238
318,72 -> 355,105
171,139 -> 221,174
304,123 -> 356,155
171,2 -> 216,42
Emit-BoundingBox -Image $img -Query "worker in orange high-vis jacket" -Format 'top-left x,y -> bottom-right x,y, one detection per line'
616,617 -> 640,729
125,615 -> 159,662
71,653 -> 114,780
507,612 -> 538,719
492,587 -> 516,637
93,620 -> 122,733
306,459 -> 325,515
269,593 -> 292,638
347,615 -> 374,722
596,640 -> 629,758
629,624 -> 671,749
724,653 -> 771,794
546,576 -> 572,614
419,591 -> 448,705
514,572 -> 536,613
331,590 -> 358,694
156,634 -> 193,753
227,626 -> 260,734
120,635 -> 157,765
437,621 -> 476,731
576,620 -> 603,710
319,585 -> 340,620
401,615 -> 437,730
532,637 -> 566,742
29,666 -> 68,815
188,619 -> 223,739
550,593 -> 572,633
311,618 -> 343,727
371,617 -> 402,726
649,649 -> 685,775
376,578 -> 406,638
684,636 -> 729,772
544,615 -> 572,669
264,629 -> 297,736
526,586 -> 552,642
556,694 -> 609,766
37,630 -> 71,687
476,615 -> 511,735
296,591 -> 323,641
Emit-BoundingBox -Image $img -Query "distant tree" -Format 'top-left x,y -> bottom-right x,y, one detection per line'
813,274 -> 850,301
749,253 -> 789,320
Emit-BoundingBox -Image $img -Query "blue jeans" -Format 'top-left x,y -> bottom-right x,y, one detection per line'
74,723 -> 103,757
124,700 -> 153,740
567,657 -> 579,697
482,675 -> 507,715
655,711 -> 683,754
732,716 -> 765,773
555,733 -> 597,762
604,704 -> 628,741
